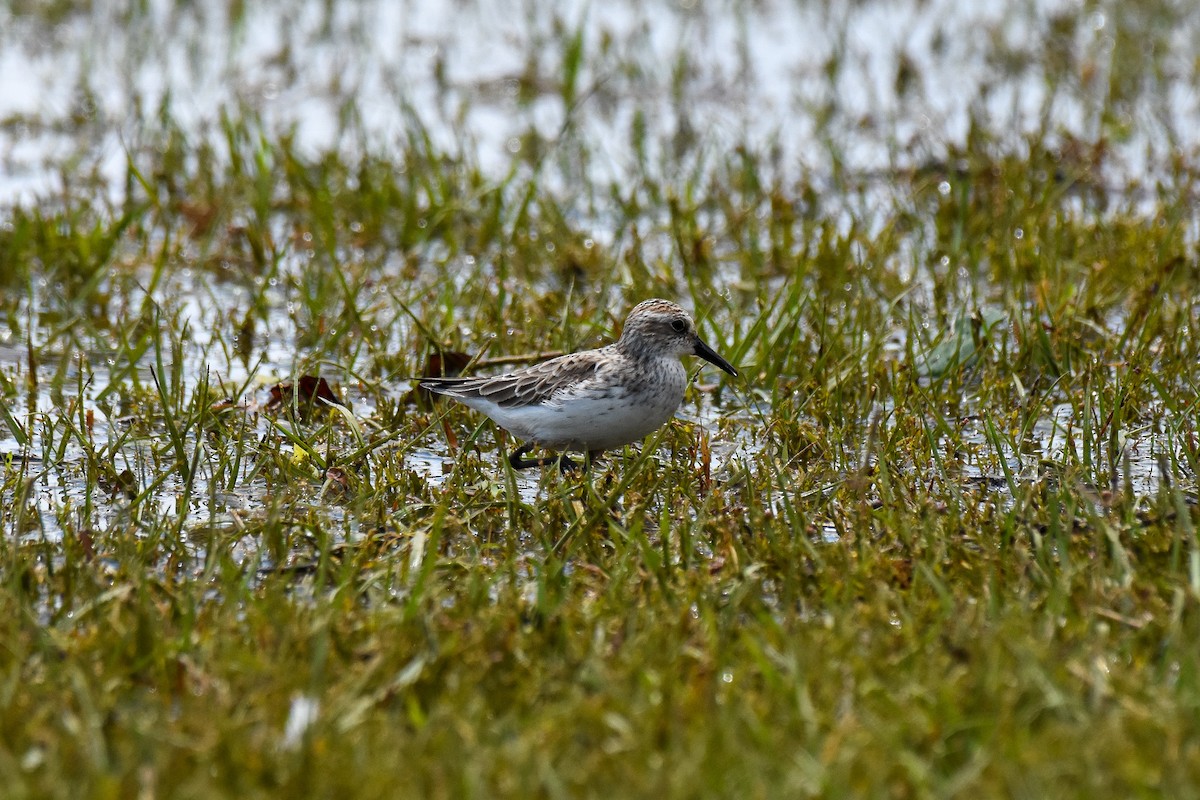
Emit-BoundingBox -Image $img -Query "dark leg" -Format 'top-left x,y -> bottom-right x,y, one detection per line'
557,450 -> 604,473
508,443 -> 567,470
509,443 -> 593,472
508,443 -> 543,470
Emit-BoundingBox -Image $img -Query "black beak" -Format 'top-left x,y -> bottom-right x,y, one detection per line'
693,338 -> 738,377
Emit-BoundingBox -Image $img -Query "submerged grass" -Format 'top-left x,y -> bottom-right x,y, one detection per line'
3,124 -> 1200,797
3,3 -> 1200,799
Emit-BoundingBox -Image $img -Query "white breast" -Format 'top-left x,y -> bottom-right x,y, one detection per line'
458,358 -> 689,452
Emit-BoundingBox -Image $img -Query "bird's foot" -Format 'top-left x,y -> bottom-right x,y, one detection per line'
507,444 -> 601,473
508,443 -> 550,470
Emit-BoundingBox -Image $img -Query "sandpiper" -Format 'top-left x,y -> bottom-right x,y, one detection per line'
420,299 -> 738,470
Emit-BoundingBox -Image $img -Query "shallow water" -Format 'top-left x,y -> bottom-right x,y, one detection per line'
2,0 -> 1197,205
2,0 -> 1196,562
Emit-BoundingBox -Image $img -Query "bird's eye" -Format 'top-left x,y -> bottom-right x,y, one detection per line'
670,319 -> 687,333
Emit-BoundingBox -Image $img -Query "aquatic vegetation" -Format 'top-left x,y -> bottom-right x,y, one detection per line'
1,0 -> 1199,797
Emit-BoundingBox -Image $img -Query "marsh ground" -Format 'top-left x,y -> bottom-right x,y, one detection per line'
2,1 -> 1200,797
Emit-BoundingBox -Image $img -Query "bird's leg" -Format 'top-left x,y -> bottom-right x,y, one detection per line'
508,443 -> 545,470
509,443 -> 596,472
508,443 -> 568,470
586,450 -> 617,489
558,450 -> 604,473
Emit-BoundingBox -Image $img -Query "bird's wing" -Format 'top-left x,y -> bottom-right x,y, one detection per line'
420,350 -> 612,408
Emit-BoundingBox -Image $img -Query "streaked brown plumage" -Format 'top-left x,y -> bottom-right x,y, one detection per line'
421,299 -> 737,470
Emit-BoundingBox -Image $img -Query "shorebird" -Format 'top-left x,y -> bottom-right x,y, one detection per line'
420,299 -> 738,470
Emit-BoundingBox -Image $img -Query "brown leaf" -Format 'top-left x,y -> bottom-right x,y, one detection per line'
408,350 -> 473,407
178,200 -> 218,237
423,350 -> 471,378
267,375 -> 344,419
440,417 -> 459,451
76,527 -> 96,562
